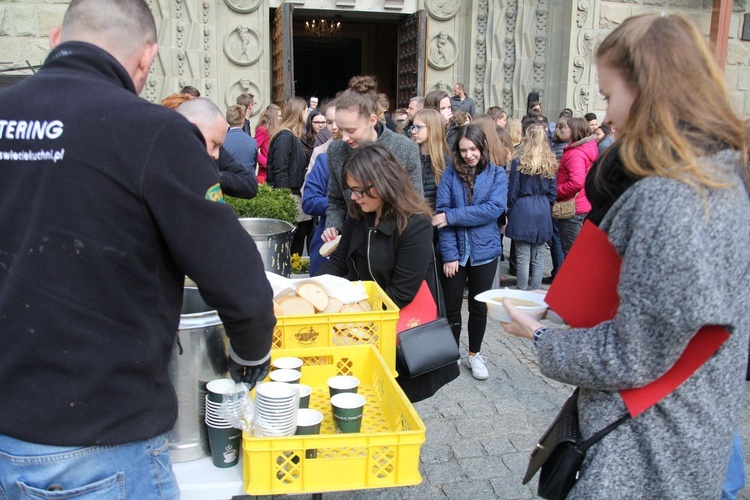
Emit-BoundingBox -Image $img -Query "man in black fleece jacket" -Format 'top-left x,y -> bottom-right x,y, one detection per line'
0,0 -> 273,496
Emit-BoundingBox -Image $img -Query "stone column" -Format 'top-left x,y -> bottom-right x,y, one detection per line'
423,0 -> 461,98
216,0 -> 268,117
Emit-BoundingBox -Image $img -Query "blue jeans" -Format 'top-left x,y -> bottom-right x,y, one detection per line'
549,219 -> 564,277
0,433 -> 179,500
558,213 -> 587,257
514,241 -> 544,290
722,430 -> 745,500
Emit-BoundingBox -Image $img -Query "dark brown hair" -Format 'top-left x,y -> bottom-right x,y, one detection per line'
451,124 -> 491,203
342,143 -> 432,234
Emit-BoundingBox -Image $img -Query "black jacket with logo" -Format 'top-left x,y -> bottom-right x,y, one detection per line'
0,42 -> 275,446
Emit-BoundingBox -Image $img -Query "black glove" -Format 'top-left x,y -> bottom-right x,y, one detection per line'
227,356 -> 270,390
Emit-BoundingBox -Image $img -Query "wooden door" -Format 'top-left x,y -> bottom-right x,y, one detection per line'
272,2 -> 295,105
396,10 -> 426,108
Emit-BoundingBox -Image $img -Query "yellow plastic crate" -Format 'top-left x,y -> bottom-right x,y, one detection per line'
272,281 -> 400,375
243,345 -> 426,495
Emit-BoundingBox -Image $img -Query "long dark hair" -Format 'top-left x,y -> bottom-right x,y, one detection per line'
451,124 -> 491,203
303,109 -> 322,146
342,143 -> 432,234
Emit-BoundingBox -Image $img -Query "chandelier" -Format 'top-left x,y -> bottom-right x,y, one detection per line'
304,19 -> 342,39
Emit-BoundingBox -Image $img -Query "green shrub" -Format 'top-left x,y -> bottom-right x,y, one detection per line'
226,184 -> 297,225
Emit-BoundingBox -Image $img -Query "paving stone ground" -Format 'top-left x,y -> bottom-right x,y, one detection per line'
251,240 -> 750,499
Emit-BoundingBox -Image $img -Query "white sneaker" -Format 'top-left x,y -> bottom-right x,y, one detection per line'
464,353 -> 489,380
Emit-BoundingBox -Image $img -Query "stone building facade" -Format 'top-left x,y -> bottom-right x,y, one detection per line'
1,0 -> 749,120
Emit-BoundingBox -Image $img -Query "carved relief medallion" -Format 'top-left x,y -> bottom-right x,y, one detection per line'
224,0 -> 261,14
428,30 -> 457,70
224,24 -> 262,66
425,0 -> 460,21
226,79 -> 263,115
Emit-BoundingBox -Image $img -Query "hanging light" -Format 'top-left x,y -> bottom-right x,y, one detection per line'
304,19 -> 342,39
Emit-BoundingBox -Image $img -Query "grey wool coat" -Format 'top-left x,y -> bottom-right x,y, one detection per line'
325,124 -> 423,232
535,151 -> 750,499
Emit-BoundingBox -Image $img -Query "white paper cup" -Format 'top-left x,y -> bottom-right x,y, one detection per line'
269,368 -> 302,384
273,357 -> 303,372
327,376 -> 359,397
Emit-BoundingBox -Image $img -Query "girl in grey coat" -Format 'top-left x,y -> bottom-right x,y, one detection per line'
502,14 -> 750,498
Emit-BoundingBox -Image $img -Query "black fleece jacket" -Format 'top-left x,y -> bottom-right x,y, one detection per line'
0,42 -> 274,446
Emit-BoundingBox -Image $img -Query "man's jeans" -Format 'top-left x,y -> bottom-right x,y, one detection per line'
0,433 -> 179,499
558,213 -> 587,257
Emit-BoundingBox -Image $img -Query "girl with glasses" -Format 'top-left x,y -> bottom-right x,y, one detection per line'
316,143 -> 459,402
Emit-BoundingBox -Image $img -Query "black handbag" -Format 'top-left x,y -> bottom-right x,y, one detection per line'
396,317 -> 459,377
394,249 -> 459,378
523,324 -> 728,499
523,389 -> 628,500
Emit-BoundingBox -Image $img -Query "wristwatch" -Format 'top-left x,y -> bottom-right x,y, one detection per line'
533,326 -> 549,346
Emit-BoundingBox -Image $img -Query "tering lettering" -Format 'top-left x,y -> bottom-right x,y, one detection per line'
0,120 -> 64,140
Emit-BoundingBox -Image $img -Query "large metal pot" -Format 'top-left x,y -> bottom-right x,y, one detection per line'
238,218 -> 295,277
166,287 -> 228,463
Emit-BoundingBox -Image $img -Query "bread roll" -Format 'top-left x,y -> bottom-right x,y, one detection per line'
358,299 -> 372,311
319,235 -> 342,257
273,300 -> 285,317
322,297 -> 344,314
297,283 -> 329,312
279,297 -> 315,316
340,303 -> 366,313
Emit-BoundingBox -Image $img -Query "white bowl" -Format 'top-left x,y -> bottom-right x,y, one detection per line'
474,289 -> 548,323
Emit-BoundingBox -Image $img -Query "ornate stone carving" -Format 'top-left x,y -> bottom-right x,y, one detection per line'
223,0 -> 261,14
226,79 -> 262,114
574,83 -> 589,112
572,56 -> 586,83
474,0 -> 489,111
425,0 -> 460,21
224,24 -> 262,66
576,1 -> 590,29
428,30 -> 457,70
578,28 -> 594,57
503,0 -> 518,113
430,80 -> 451,92
533,0 -> 549,93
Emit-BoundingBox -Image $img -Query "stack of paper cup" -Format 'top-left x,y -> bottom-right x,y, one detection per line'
253,382 -> 299,436
205,379 -> 244,468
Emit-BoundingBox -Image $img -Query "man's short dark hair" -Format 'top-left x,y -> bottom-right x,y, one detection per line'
584,112 -> 598,122
237,93 -> 254,107
180,86 -> 200,98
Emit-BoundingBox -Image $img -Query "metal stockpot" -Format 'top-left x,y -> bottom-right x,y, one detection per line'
238,218 -> 295,277
166,287 -> 228,462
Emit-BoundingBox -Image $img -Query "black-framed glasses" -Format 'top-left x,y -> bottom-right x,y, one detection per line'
411,124 -> 428,132
347,184 -> 375,198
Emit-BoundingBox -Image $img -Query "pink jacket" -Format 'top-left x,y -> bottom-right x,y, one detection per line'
556,138 -> 598,214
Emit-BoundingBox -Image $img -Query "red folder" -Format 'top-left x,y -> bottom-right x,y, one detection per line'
397,281 -> 438,333
545,221 -> 729,417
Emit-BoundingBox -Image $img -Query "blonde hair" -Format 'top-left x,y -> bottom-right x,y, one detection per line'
274,97 -> 306,138
506,117 -> 522,147
517,125 -> 557,179
413,108 -> 449,185
255,104 -> 281,135
596,13 -> 747,192
473,114 -> 507,166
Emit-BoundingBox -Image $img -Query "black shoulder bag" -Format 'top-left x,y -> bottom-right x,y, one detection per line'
395,248 -> 459,378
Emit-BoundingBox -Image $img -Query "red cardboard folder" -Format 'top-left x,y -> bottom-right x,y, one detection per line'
396,280 -> 438,333
545,221 -> 729,417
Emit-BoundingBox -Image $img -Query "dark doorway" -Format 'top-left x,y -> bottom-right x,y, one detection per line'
293,37 -> 362,102
290,16 -> 399,108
